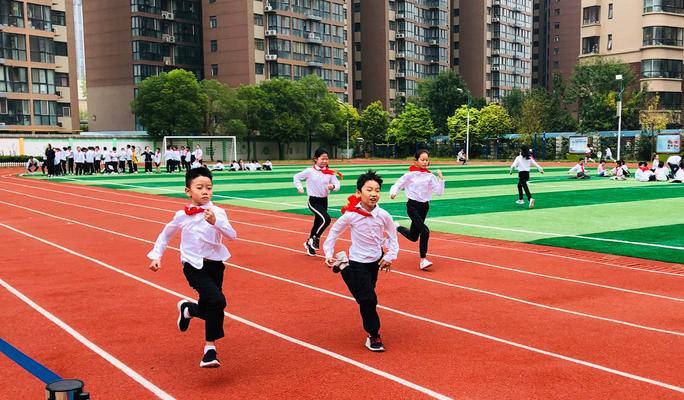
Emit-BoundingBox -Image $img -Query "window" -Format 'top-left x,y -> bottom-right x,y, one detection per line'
655,92 -> 682,109
608,3 -> 614,19
131,16 -> 161,38
133,64 -> 162,83
582,6 -> 600,25
582,36 -> 600,54
209,0 -> 216,3
33,100 -> 57,126
27,3 -> 52,31
209,16 -> 217,28
0,32 -> 27,61
254,13 -> 264,26
0,0 -> 24,27
51,10 -> 66,26
55,72 -> 69,87
210,40 -> 218,52
553,47 -> 560,55
31,68 -> 56,94
255,63 -> 264,74
607,34 -> 613,50
641,59 -> 683,78
554,35 -> 560,43
354,23 -> 360,32
0,99 -> 30,125
643,0 -> 684,14
643,26 -> 684,46
254,38 -> 264,51
29,36 -> 55,63
211,64 -> 218,76
554,8 -> 560,15
57,104 -> 71,117
131,0 -> 161,14
132,40 -> 162,61
554,22 -> 560,29
55,41 -> 68,57
553,61 -> 560,68
0,65 -> 28,92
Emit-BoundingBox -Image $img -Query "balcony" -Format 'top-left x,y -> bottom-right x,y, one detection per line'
305,12 -> 322,21
305,32 -> 322,44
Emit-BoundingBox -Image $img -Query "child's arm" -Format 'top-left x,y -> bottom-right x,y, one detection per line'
323,213 -> 351,266
293,168 -> 310,194
329,175 -> 341,191
389,173 -> 410,199
208,207 -> 237,241
381,213 -> 399,271
147,212 -> 183,271
509,157 -> 519,174
431,173 -> 445,196
531,158 -> 544,173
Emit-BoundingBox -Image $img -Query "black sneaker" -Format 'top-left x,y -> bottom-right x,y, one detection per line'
200,349 -> 221,368
177,300 -> 192,332
303,239 -> 316,256
365,335 -> 385,352
311,236 -> 320,250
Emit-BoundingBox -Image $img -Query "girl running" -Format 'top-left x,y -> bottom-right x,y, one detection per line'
510,145 -> 544,209
389,149 -> 445,270
293,148 -> 342,256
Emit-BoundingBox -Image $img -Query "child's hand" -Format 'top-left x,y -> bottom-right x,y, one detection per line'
204,208 -> 216,225
436,170 -> 443,179
297,188 -> 305,194
390,194 -> 396,200
327,184 -> 335,190
325,258 -> 334,268
379,260 -> 392,273
149,259 -> 161,272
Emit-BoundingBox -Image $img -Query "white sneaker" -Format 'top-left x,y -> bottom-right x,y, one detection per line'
515,199 -> 524,205
529,198 -> 535,209
419,259 -> 433,270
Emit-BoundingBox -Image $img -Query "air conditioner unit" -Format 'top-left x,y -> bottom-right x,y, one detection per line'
342,3 -> 347,9
492,17 -> 499,22
307,32 -> 318,39
55,90 -> 62,97
265,29 -> 277,36
396,52 -> 405,58
163,57 -> 173,65
344,82 -> 348,88
265,54 -> 278,61
162,11 -> 174,20
265,5 -> 273,11
344,47 -> 348,53
396,33 -> 405,39
396,91 -> 406,97
57,122 -> 63,127
396,72 -> 405,78
162,34 -> 176,43
430,39 -> 438,45
491,65 -> 500,71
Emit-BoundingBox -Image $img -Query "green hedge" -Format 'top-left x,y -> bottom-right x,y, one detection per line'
0,155 -> 32,162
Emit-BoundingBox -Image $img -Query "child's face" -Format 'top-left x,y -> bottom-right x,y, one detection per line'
357,180 -> 380,210
416,153 -> 429,169
315,154 -> 329,168
185,176 -> 213,206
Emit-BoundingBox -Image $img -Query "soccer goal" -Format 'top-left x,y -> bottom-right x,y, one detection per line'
162,136 -> 237,165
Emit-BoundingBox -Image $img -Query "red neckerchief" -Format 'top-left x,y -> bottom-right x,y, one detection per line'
340,195 -> 372,217
639,166 -> 649,172
184,205 -> 205,216
315,165 -> 344,179
409,166 -> 431,173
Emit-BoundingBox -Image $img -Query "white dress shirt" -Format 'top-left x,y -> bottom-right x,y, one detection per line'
74,151 -> 85,163
153,152 -> 161,164
510,156 -> 543,173
568,163 -> 585,174
147,202 -> 237,269
85,150 -> 95,163
655,167 -> 669,181
194,148 -> 203,160
293,167 -> 341,198
667,155 -> 681,165
635,168 -> 654,182
675,168 -> 684,181
389,171 -> 445,203
323,204 -> 399,263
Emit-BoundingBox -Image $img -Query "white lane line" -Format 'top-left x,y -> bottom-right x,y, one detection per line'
31,176 -> 684,251
5,198 -> 682,338
2,222 -> 683,395
0,223 -> 451,400
8,177 -> 682,275
2,191 -> 681,304
0,277 -> 175,400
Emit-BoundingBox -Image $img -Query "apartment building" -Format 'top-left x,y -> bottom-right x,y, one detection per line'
580,0 -> 683,117
352,0 -> 450,110
84,0 -> 351,132
0,0 -> 80,133
454,0 -> 533,102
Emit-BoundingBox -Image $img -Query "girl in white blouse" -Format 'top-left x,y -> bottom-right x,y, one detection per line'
510,145 -> 544,209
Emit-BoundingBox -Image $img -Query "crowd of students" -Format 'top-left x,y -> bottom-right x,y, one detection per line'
568,153 -> 683,183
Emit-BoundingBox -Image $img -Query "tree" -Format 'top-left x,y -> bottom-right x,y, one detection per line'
256,78 -> 308,159
414,70 -> 469,134
518,88 -> 552,142
502,88 -> 525,132
296,75 -> 342,156
447,104 -> 480,142
360,101 -> 390,146
638,94 -> 670,160
476,104 -> 512,139
200,79 -> 246,136
236,84 -> 268,160
386,103 -> 435,145
335,102 -> 361,156
131,69 -> 207,136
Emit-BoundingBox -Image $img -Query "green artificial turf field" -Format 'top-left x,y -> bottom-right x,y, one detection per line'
30,163 -> 684,264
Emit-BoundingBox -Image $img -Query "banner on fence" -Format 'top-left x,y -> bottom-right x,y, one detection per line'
656,134 -> 681,153
569,136 -> 588,154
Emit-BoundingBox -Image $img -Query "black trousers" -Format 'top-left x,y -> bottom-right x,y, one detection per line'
517,171 -> 532,200
118,160 -> 126,172
668,163 -> 680,179
145,160 -> 153,173
94,160 -> 101,173
307,196 -> 331,239
397,199 -> 430,258
75,162 -> 82,175
183,260 -> 227,342
341,258 -> 381,337
126,160 -> 134,173
67,158 -> 74,174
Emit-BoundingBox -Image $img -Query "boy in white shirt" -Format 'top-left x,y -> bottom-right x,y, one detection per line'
211,160 -> 224,171
597,160 -> 607,177
666,155 -> 682,179
25,156 -> 39,174
148,167 -> 237,368
654,164 -> 669,181
323,170 -> 399,352
263,160 -> 273,171
568,158 -> 590,179
635,162 -> 655,182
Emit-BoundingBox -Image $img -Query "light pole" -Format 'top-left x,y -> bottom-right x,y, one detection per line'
616,74 -> 624,160
457,88 -> 472,162
346,118 -> 350,159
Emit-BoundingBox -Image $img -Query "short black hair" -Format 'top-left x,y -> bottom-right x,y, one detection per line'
313,147 -> 328,159
356,169 -> 383,190
414,149 -> 429,160
185,166 -> 213,188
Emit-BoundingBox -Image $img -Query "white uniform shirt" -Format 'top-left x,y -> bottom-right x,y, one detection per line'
118,150 -> 126,161
510,156 -> 543,172
675,168 -> 684,181
666,155 -> 681,165
652,159 -> 660,169
74,151 -> 85,163
293,166 -> 341,198
655,167 -> 669,181
103,151 -> 111,162
66,150 -> 73,160
389,170 -> 445,203
125,148 -> 133,161
147,202 -> 237,269
194,148 -> 203,160
635,168 -> 654,182
85,150 -> 95,163
153,152 -> 161,164
323,204 -> 399,263
568,163 -> 586,174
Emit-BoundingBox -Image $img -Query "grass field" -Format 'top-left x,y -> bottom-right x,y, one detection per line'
27,163 -> 684,264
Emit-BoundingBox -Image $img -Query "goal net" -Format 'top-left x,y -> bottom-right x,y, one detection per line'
162,136 -> 237,166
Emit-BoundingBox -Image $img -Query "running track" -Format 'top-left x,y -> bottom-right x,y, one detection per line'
1,173 -> 683,399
